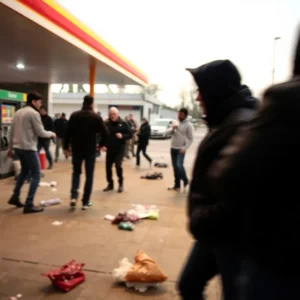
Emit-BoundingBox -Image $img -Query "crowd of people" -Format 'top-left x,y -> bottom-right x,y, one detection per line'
5,28 -> 300,300
7,93 -> 193,212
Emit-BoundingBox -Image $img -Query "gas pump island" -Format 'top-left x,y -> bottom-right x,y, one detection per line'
0,89 -> 27,178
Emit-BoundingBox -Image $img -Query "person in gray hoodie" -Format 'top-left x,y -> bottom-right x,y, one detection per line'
8,92 -> 56,214
169,107 -> 194,192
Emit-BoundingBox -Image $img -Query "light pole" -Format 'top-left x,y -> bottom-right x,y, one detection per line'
272,37 -> 281,84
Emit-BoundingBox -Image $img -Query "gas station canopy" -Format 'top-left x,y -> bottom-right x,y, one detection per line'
0,0 -> 148,85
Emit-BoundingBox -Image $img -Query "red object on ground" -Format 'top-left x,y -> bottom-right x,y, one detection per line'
39,151 -> 46,170
41,260 -> 85,292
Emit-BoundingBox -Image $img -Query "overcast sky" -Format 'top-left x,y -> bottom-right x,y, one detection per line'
58,0 -> 300,106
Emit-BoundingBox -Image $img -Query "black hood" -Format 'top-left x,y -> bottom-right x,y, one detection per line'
187,60 -> 257,127
293,29 -> 300,76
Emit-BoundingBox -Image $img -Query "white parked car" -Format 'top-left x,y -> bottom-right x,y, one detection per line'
150,119 -> 175,139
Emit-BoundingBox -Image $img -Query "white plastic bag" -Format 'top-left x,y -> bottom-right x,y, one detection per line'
112,258 -> 133,282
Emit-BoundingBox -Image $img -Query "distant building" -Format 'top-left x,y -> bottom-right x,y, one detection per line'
51,92 -> 178,123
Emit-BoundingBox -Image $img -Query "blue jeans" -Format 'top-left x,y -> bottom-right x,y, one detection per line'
71,153 -> 96,205
38,139 -> 53,166
171,148 -> 188,188
237,258 -> 300,300
12,149 -> 41,206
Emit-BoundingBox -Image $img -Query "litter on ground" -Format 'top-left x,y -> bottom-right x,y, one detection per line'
140,172 -> 163,180
112,250 -> 167,292
41,260 -> 85,292
40,198 -> 62,207
39,181 -> 57,187
154,162 -> 168,168
51,221 -> 63,226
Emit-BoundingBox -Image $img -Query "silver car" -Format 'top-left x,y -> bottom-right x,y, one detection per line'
150,119 -> 175,139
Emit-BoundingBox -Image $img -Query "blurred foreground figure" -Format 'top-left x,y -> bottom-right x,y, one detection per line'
209,30 -> 300,299
178,60 -> 257,300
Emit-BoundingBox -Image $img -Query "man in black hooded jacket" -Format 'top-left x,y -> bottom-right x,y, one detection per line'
207,30 -> 300,299
178,60 -> 258,300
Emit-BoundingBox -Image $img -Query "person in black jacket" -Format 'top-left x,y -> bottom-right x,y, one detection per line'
207,31 -> 300,299
38,106 -> 54,169
102,107 -> 132,193
64,95 -> 107,210
136,118 -> 152,168
54,113 -> 68,162
178,60 -> 258,300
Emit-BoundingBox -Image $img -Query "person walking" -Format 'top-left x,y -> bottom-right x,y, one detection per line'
38,106 -> 54,169
103,107 -> 132,193
54,112 -> 68,162
124,116 -> 131,159
128,113 -> 138,157
208,31 -> 300,300
136,118 -> 152,168
179,60 -> 258,300
8,92 -> 56,214
168,108 -> 193,193
64,95 -> 107,210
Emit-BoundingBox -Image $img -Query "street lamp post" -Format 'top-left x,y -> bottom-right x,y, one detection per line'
272,37 -> 281,84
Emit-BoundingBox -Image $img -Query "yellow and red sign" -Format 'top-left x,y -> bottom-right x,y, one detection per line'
17,0 -> 148,84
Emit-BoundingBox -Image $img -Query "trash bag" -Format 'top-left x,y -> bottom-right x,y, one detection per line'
41,260 -> 85,292
125,251 -> 168,283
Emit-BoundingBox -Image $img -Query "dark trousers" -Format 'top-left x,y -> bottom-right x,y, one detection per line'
237,258 -> 300,300
171,148 -> 188,188
106,150 -> 124,185
12,149 -> 41,206
38,139 -> 53,166
71,153 -> 96,205
178,241 -> 241,300
136,144 -> 152,166
178,241 -> 218,300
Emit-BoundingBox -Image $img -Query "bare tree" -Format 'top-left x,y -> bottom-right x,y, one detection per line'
178,88 -> 201,119
144,84 -> 162,99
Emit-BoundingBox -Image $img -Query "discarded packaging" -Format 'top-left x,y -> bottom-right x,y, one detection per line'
39,182 -> 51,187
51,221 -> 63,226
146,211 -> 159,220
112,213 -> 140,225
126,282 -> 160,293
112,258 -> 133,282
40,198 -> 62,207
41,260 -> 85,292
16,294 -> 22,298
118,222 -> 135,231
39,181 -> 57,187
141,172 -> 163,180
125,250 -> 167,283
128,204 -> 159,220
104,214 -> 115,221
154,162 -> 168,168
112,251 -> 167,293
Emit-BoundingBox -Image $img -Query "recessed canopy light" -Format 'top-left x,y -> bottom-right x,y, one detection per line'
16,63 -> 25,69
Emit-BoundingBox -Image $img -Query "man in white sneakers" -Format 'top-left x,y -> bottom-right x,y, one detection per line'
8,92 -> 56,214
169,108 -> 194,192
